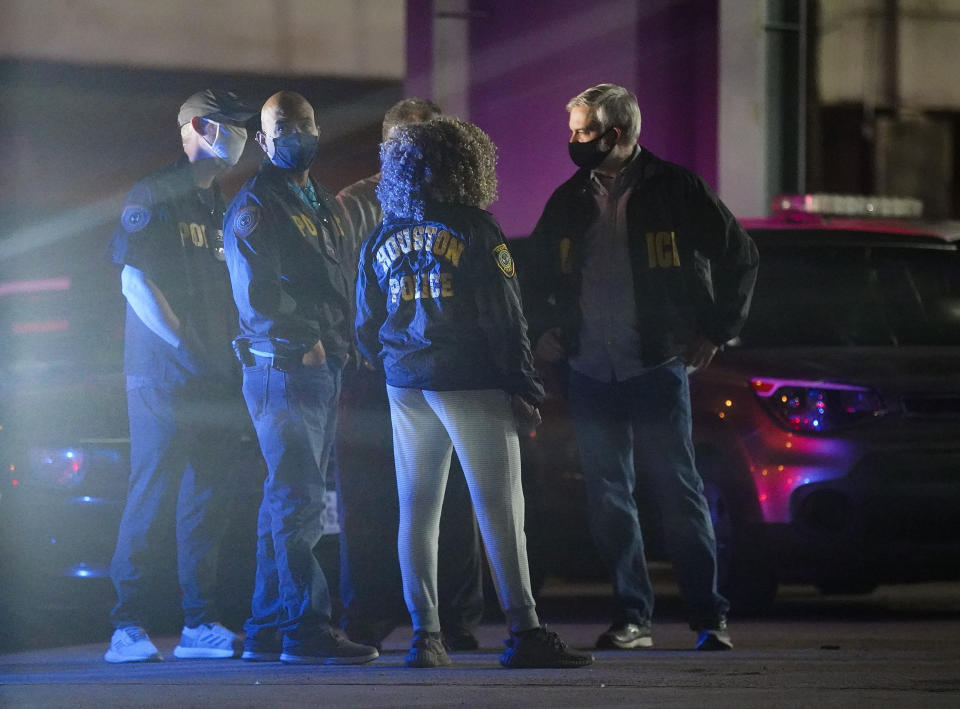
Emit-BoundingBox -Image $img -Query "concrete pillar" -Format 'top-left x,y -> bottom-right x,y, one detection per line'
718,0 -> 768,217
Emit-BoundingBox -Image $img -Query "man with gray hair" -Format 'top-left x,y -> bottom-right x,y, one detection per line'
527,83 -> 758,651
333,98 -> 485,653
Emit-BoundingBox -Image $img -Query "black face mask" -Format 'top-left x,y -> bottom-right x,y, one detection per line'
269,132 -> 319,172
568,129 -> 614,170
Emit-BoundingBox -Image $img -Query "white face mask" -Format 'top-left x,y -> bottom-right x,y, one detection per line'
203,120 -> 248,165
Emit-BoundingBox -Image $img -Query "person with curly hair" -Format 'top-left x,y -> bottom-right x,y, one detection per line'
334,98 -> 485,655
356,117 -> 594,670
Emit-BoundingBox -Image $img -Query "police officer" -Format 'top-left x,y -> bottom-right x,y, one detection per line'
222,91 -> 378,665
106,89 -> 255,663
334,97 -> 485,652
356,117 -> 593,669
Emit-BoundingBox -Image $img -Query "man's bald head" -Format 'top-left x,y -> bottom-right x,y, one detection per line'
260,91 -> 317,138
256,91 -> 321,176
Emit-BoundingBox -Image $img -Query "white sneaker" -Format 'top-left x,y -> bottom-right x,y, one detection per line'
104,626 -> 162,663
173,622 -> 239,659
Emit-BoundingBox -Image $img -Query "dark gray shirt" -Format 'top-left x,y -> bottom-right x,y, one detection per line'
569,148 -> 651,382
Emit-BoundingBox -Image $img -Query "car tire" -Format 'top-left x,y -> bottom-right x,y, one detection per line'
702,471 -> 778,615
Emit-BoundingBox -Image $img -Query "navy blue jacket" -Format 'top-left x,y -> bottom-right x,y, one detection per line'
223,162 -> 352,361
526,147 -> 759,365
356,201 -> 543,405
109,157 -> 238,386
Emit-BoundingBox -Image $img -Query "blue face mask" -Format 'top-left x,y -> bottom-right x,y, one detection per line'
269,132 -> 319,172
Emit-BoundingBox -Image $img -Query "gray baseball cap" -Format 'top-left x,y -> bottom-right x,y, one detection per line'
177,89 -> 257,127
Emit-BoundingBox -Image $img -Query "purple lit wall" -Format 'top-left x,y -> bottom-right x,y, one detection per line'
407,0 -> 719,237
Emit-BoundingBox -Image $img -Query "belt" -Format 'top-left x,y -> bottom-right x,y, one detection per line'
233,339 -> 302,371
248,348 -> 302,370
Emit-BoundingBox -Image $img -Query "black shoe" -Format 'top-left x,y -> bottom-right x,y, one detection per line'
241,643 -> 281,662
280,628 -> 379,665
500,626 -> 594,669
695,618 -> 733,651
341,618 -> 397,652
242,632 -> 281,662
341,627 -> 382,653
443,627 -> 480,652
596,622 -> 653,650
405,631 -> 452,668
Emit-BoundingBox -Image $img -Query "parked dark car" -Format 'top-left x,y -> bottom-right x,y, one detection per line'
519,195 -> 960,612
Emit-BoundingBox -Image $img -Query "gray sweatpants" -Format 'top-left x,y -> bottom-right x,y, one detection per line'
386,385 -> 539,634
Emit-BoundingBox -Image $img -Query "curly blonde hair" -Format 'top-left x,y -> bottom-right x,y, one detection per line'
377,117 -> 498,221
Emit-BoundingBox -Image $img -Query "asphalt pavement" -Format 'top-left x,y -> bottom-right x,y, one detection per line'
2,575 -> 959,708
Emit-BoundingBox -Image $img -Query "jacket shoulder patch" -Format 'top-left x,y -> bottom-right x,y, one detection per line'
493,243 -> 515,278
234,205 -> 261,239
121,204 -> 151,233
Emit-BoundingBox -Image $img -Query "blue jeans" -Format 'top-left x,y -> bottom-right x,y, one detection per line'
567,359 -> 729,630
241,360 -> 341,652
110,379 -> 243,629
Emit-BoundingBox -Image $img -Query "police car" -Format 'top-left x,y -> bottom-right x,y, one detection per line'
521,194 -> 960,612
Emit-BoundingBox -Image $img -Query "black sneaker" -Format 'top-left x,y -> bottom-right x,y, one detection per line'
443,626 -> 480,652
500,626 -> 594,669
596,621 -> 653,650
241,642 -> 281,662
341,617 -> 398,652
280,628 -> 379,665
695,619 -> 733,651
405,631 -> 452,668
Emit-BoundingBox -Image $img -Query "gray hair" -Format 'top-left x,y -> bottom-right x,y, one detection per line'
566,83 -> 642,144
382,97 -> 443,141
377,117 -> 498,221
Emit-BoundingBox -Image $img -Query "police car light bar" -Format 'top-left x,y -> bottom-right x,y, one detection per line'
773,194 -> 924,219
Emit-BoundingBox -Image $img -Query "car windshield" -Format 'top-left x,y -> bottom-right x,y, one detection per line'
738,233 -> 960,347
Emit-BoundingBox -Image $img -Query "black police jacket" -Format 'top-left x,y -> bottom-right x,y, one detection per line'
223,161 -> 352,361
356,201 -> 544,405
109,157 -> 239,387
526,146 -> 759,365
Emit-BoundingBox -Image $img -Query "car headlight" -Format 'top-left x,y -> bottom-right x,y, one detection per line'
26,447 -> 87,489
751,378 -> 886,432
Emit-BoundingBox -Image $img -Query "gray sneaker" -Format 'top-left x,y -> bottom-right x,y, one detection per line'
173,622 -> 239,659
596,622 -> 653,649
695,619 -> 733,651
280,628 -> 379,665
104,626 -> 163,663
405,631 -> 452,668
